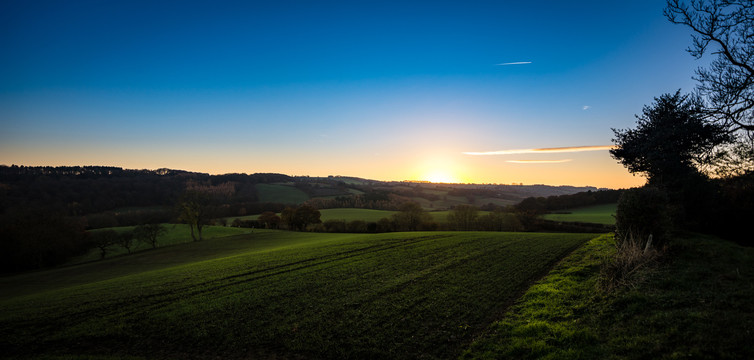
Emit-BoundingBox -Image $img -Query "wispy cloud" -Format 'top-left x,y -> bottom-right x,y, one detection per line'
506,159 -> 573,164
582,105 -> 591,110
464,145 -> 614,156
496,61 -> 532,66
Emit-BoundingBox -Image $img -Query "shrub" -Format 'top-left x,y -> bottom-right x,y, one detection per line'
323,219 -> 346,233
614,186 -> 672,248
346,220 -> 367,233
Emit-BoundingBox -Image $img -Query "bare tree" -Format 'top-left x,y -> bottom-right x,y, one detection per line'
134,223 -> 166,249
665,0 -> 754,135
177,180 -> 235,241
178,190 -> 210,241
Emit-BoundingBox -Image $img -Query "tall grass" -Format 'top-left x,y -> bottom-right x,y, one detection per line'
599,231 -> 659,292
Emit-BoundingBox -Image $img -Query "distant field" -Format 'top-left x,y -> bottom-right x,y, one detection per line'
542,203 -> 617,225
255,183 -> 309,204
225,208 -> 493,224
320,208 -> 396,222
0,231 -> 596,359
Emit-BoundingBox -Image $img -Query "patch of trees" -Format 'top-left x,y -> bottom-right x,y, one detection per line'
303,192 -> 408,211
0,206 -> 88,273
611,91 -> 753,245
0,166 -> 296,217
88,223 -> 167,259
602,1 -> 754,248
293,181 -> 352,198
280,205 -> 322,231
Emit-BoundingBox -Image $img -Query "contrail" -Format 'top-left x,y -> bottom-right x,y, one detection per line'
496,61 -> 532,66
506,159 -> 573,164
464,145 -> 614,156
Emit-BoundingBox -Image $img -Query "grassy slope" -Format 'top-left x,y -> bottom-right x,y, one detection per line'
69,225 -> 253,264
462,233 -> 754,359
542,203 -> 617,225
0,231 -> 595,360
255,183 -> 309,204
0,229 -> 319,300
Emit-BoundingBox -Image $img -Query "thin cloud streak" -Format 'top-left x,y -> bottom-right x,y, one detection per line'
496,61 -> 532,65
506,159 -> 573,164
464,145 -> 614,156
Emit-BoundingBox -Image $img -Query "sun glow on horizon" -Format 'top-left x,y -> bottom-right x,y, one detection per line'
415,155 -> 471,184
423,170 -> 461,184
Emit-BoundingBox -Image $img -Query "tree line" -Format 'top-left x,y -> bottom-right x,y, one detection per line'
231,199 -> 612,234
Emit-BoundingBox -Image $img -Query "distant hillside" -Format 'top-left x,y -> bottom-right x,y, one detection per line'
0,165 -> 603,224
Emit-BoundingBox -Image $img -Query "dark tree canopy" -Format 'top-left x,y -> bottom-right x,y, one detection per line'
258,211 -> 281,229
281,205 -> 321,231
392,201 -> 430,231
611,91 -> 731,187
447,204 -> 479,231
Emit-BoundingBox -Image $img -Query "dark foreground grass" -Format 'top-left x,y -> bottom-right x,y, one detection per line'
0,231 -> 594,360
462,233 -> 754,359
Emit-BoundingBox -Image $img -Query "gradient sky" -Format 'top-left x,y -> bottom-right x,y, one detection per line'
0,0 -> 705,188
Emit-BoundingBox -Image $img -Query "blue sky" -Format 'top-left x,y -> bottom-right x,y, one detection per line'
0,0 -> 704,188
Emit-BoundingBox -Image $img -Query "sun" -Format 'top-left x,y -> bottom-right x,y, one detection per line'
414,155 -> 470,184
423,170 -> 460,184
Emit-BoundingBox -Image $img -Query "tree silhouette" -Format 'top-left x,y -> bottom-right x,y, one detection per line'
611,91 -> 730,187
392,202 -> 430,231
447,205 -> 479,231
133,223 -> 166,249
178,190 -> 211,241
281,205 -> 321,231
666,0 -> 754,134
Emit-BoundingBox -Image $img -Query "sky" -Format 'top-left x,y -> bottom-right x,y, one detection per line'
0,0 -> 706,188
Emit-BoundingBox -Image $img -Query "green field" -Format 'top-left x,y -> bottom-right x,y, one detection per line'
0,230 -> 596,359
255,183 -> 310,204
320,208 -> 397,222
542,203 -> 617,225
463,233 -> 754,359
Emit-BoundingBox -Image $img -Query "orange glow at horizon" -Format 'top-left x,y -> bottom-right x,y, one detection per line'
422,170 -> 461,184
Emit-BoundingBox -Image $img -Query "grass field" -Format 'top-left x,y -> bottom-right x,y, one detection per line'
319,208 -> 397,222
255,183 -> 309,204
0,230 -> 596,359
542,203 -> 617,225
463,233 -> 754,359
